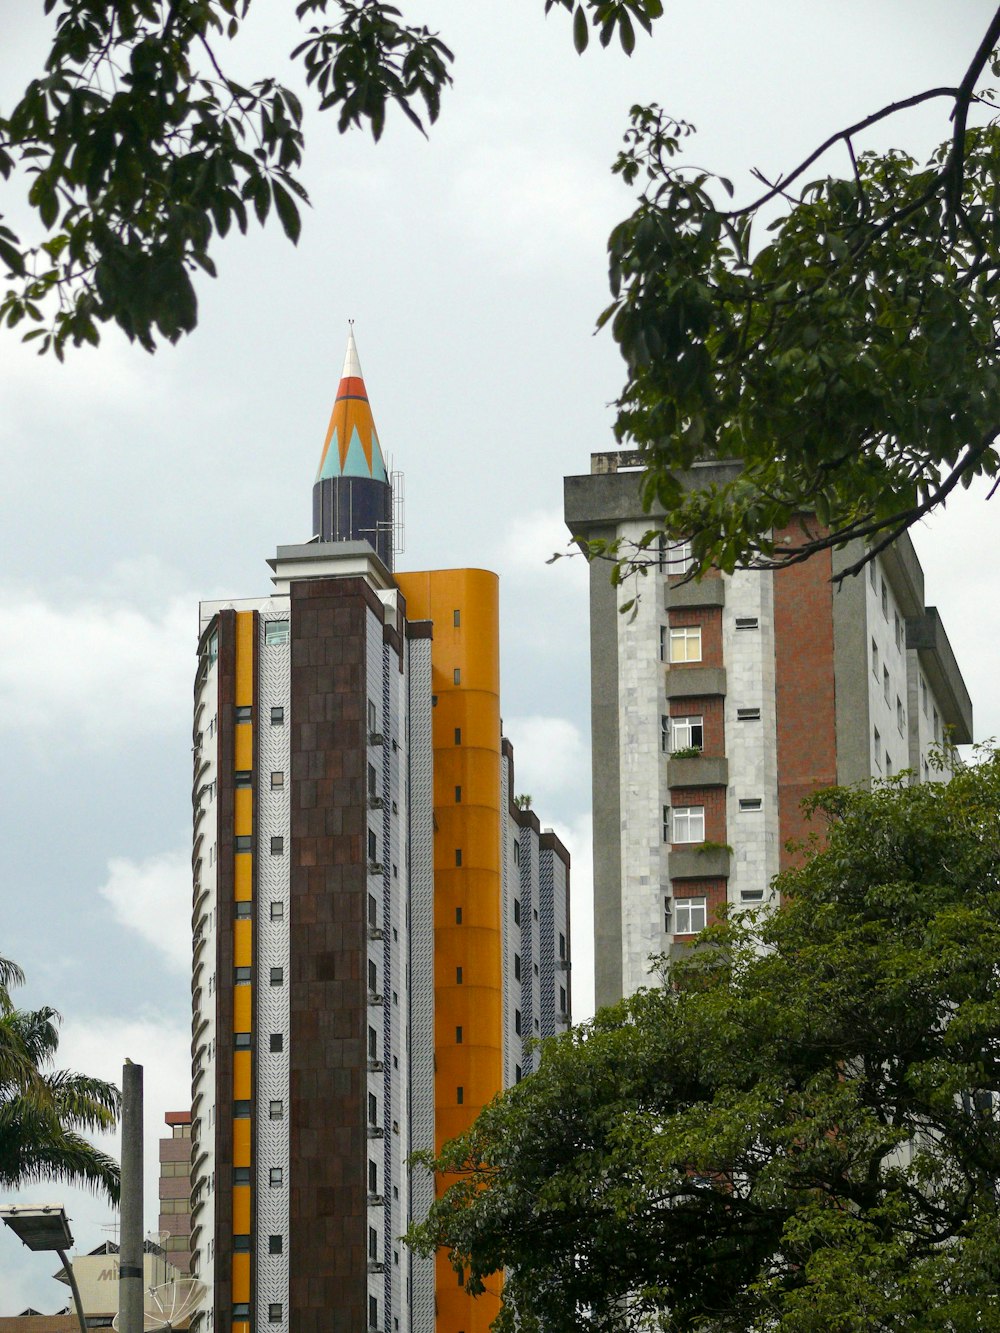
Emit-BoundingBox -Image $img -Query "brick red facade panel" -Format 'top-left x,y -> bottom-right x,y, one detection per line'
288,579 -> 370,1332
668,696 -> 724,755
668,785 -> 727,845
772,533 -> 838,869
667,606 -> 723,667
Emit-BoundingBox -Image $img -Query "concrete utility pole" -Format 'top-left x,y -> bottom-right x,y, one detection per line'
119,1060 -> 144,1333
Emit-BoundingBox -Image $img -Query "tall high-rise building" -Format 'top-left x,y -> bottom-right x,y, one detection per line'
565,451 -> 972,1009
190,335 -> 570,1333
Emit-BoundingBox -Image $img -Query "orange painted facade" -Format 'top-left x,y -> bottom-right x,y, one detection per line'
232,612 -> 254,1329
395,569 -> 504,1333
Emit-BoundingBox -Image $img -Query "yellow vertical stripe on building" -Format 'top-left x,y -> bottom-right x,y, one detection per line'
395,569 -> 502,1333
232,612 -> 255,1281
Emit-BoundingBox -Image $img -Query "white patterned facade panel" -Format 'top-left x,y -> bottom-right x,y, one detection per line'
256,608 -> 292,1331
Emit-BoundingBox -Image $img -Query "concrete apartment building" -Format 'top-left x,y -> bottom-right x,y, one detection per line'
565,452 -> 973,1009
189,335 -> 570,1333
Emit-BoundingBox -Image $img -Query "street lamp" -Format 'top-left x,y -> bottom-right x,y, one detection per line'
0,1204 -> 87,1333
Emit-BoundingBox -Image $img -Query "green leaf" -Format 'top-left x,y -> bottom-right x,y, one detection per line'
272,179 -> 301,243
573,5 -> 589,53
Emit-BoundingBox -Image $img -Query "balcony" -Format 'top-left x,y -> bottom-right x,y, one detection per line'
664,666 -> 727,699
668,844 -> 731,880
666,755 -> 728,789
665,578 -> 725,610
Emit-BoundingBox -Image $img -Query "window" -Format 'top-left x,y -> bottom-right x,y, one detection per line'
455,906 -> 462,924
659,625 -> 667,662
455,785 -> 462,803
660,714 -> 669,752
736,707 -> 761,721
869,560 -> 877,588
269,1235 -> 283,1255
235,835 -> 252,853
453,668 -> 461,685
894,611 -> 902,651
368,960 -> 378,991
235,705 -> 252,723
741,888 -> 765,903
265,620 -> 289,646
739,797 -> 763,811
235,1032 -> 251,1049
270,771 -> 284,789
270,901 -> 284,920
270,706 -> 284,725
883,666 -> 890,704
872,638 -> 879,678
675,896 -> 708,934
368,699 -> 378,733
269,967 -> 283,986
269,1167 -> 283,1186
873,726 -> 882,771
897,696 -> 905,734
513,841 -> 520,865
671,805 -> 705,843
456,1026 -> 463,1043
369,1226 -> 379,1259
921,677 -> 928,716
369,1296 -> 379,1331
668,625 -> 702,663
559,932 -> 566,959
269,1100 -> 283,1120
270,836 -> 284,855
513,898 -> 521,925
735,616 -> 759,630
368,1160 -> 378,1192
670,715 -> 704,750
514,1010 -> 522,1036
368,1092 -> 379,1123
457,1086 -> 464,1105
234,1100 -> 251,1118
234,1167 -> 251,1185
453,608 -> 461,627
933,706 -> 940,741
269,1033 -> 283,1052
235,770 -> 252,787
455,848 -> 462,867
665,539 -> 692,573
456,966 -> 463,984
881,578 -> 888,619
886,753 -> 893,777
235,967 -> 251,985
454,727 -> 462,744
368,830 -> 378,861
233,1234 -> 251,1251
559,985 -> 567,1011
368,1026 -> 378,1058
233,1305 -> 250,1320
235,901 -> 252,919
514,953 -> 521,981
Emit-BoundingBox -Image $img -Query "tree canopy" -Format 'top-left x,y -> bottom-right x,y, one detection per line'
0,956 -> 120,1202
409,752 -> 1000,1332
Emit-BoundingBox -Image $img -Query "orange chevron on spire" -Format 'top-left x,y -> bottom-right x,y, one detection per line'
315,329 -> 388,483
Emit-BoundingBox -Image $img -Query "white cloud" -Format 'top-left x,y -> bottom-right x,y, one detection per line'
0,1014 -> 190,1314
503,712 -> 591,817
0,580 -> 192,750
99,850 -> 192,972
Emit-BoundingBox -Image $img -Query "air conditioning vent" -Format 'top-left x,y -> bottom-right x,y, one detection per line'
367,1193 -> 385,1207
368,991 -> 384,1006
368,795 -> 384,809
367,1059 -> 384,1073
368,861 -> 384,876
556,959 -> 571,971
367,1125 -> 385,1139
368,1261 -> 385,1274
367,926 -> 384,941
369,731 -> 384,746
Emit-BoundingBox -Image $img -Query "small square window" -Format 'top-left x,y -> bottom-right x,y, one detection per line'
270,706 -> 284,725
453,609 -> 461,627
235,835 -> 252,853
265,620 -> 289,646
269,1033 -> 283,1053
269,1167 -> 283,1186
269,1100 -> 283,1120
235,901 -> 252,919
453,668 -> 461,685
670,805 -> 705,843
675,896 -> 708,934
270,967 -> 284,986
270,901 -> 284,921
670,715 -> 704,750
233,1304 -> 250,1319
668,625 -> 702,663
268,1234 -> 283,1255
270,771 -> 284,789
234,966 -> 251,985
233,1234 -> 251,1251
270,836 -> 284,855
234,1100 -> 251,1118
739,797 -> 763,812
235,770 -> 252,788
235,706 -> 252,723
234,1167 -> 251,1185
268,1299 -> 282,1321
235,1032 -> 251,1049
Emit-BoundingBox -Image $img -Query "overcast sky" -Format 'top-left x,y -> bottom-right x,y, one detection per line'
2,0 -> 998,1311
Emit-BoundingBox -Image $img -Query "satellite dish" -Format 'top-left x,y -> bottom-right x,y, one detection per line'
111,1277 -> 206,1331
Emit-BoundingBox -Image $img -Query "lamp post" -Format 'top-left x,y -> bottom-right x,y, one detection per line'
0,1203 -> 87,1333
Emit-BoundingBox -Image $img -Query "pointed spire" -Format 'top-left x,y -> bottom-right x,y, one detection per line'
315,326 -> 389,484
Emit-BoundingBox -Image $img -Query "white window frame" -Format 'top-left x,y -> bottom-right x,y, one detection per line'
675,896 -> 707,934
670,715 -> 704,752
671,805 -> 705,843
668,625 -> 702,664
